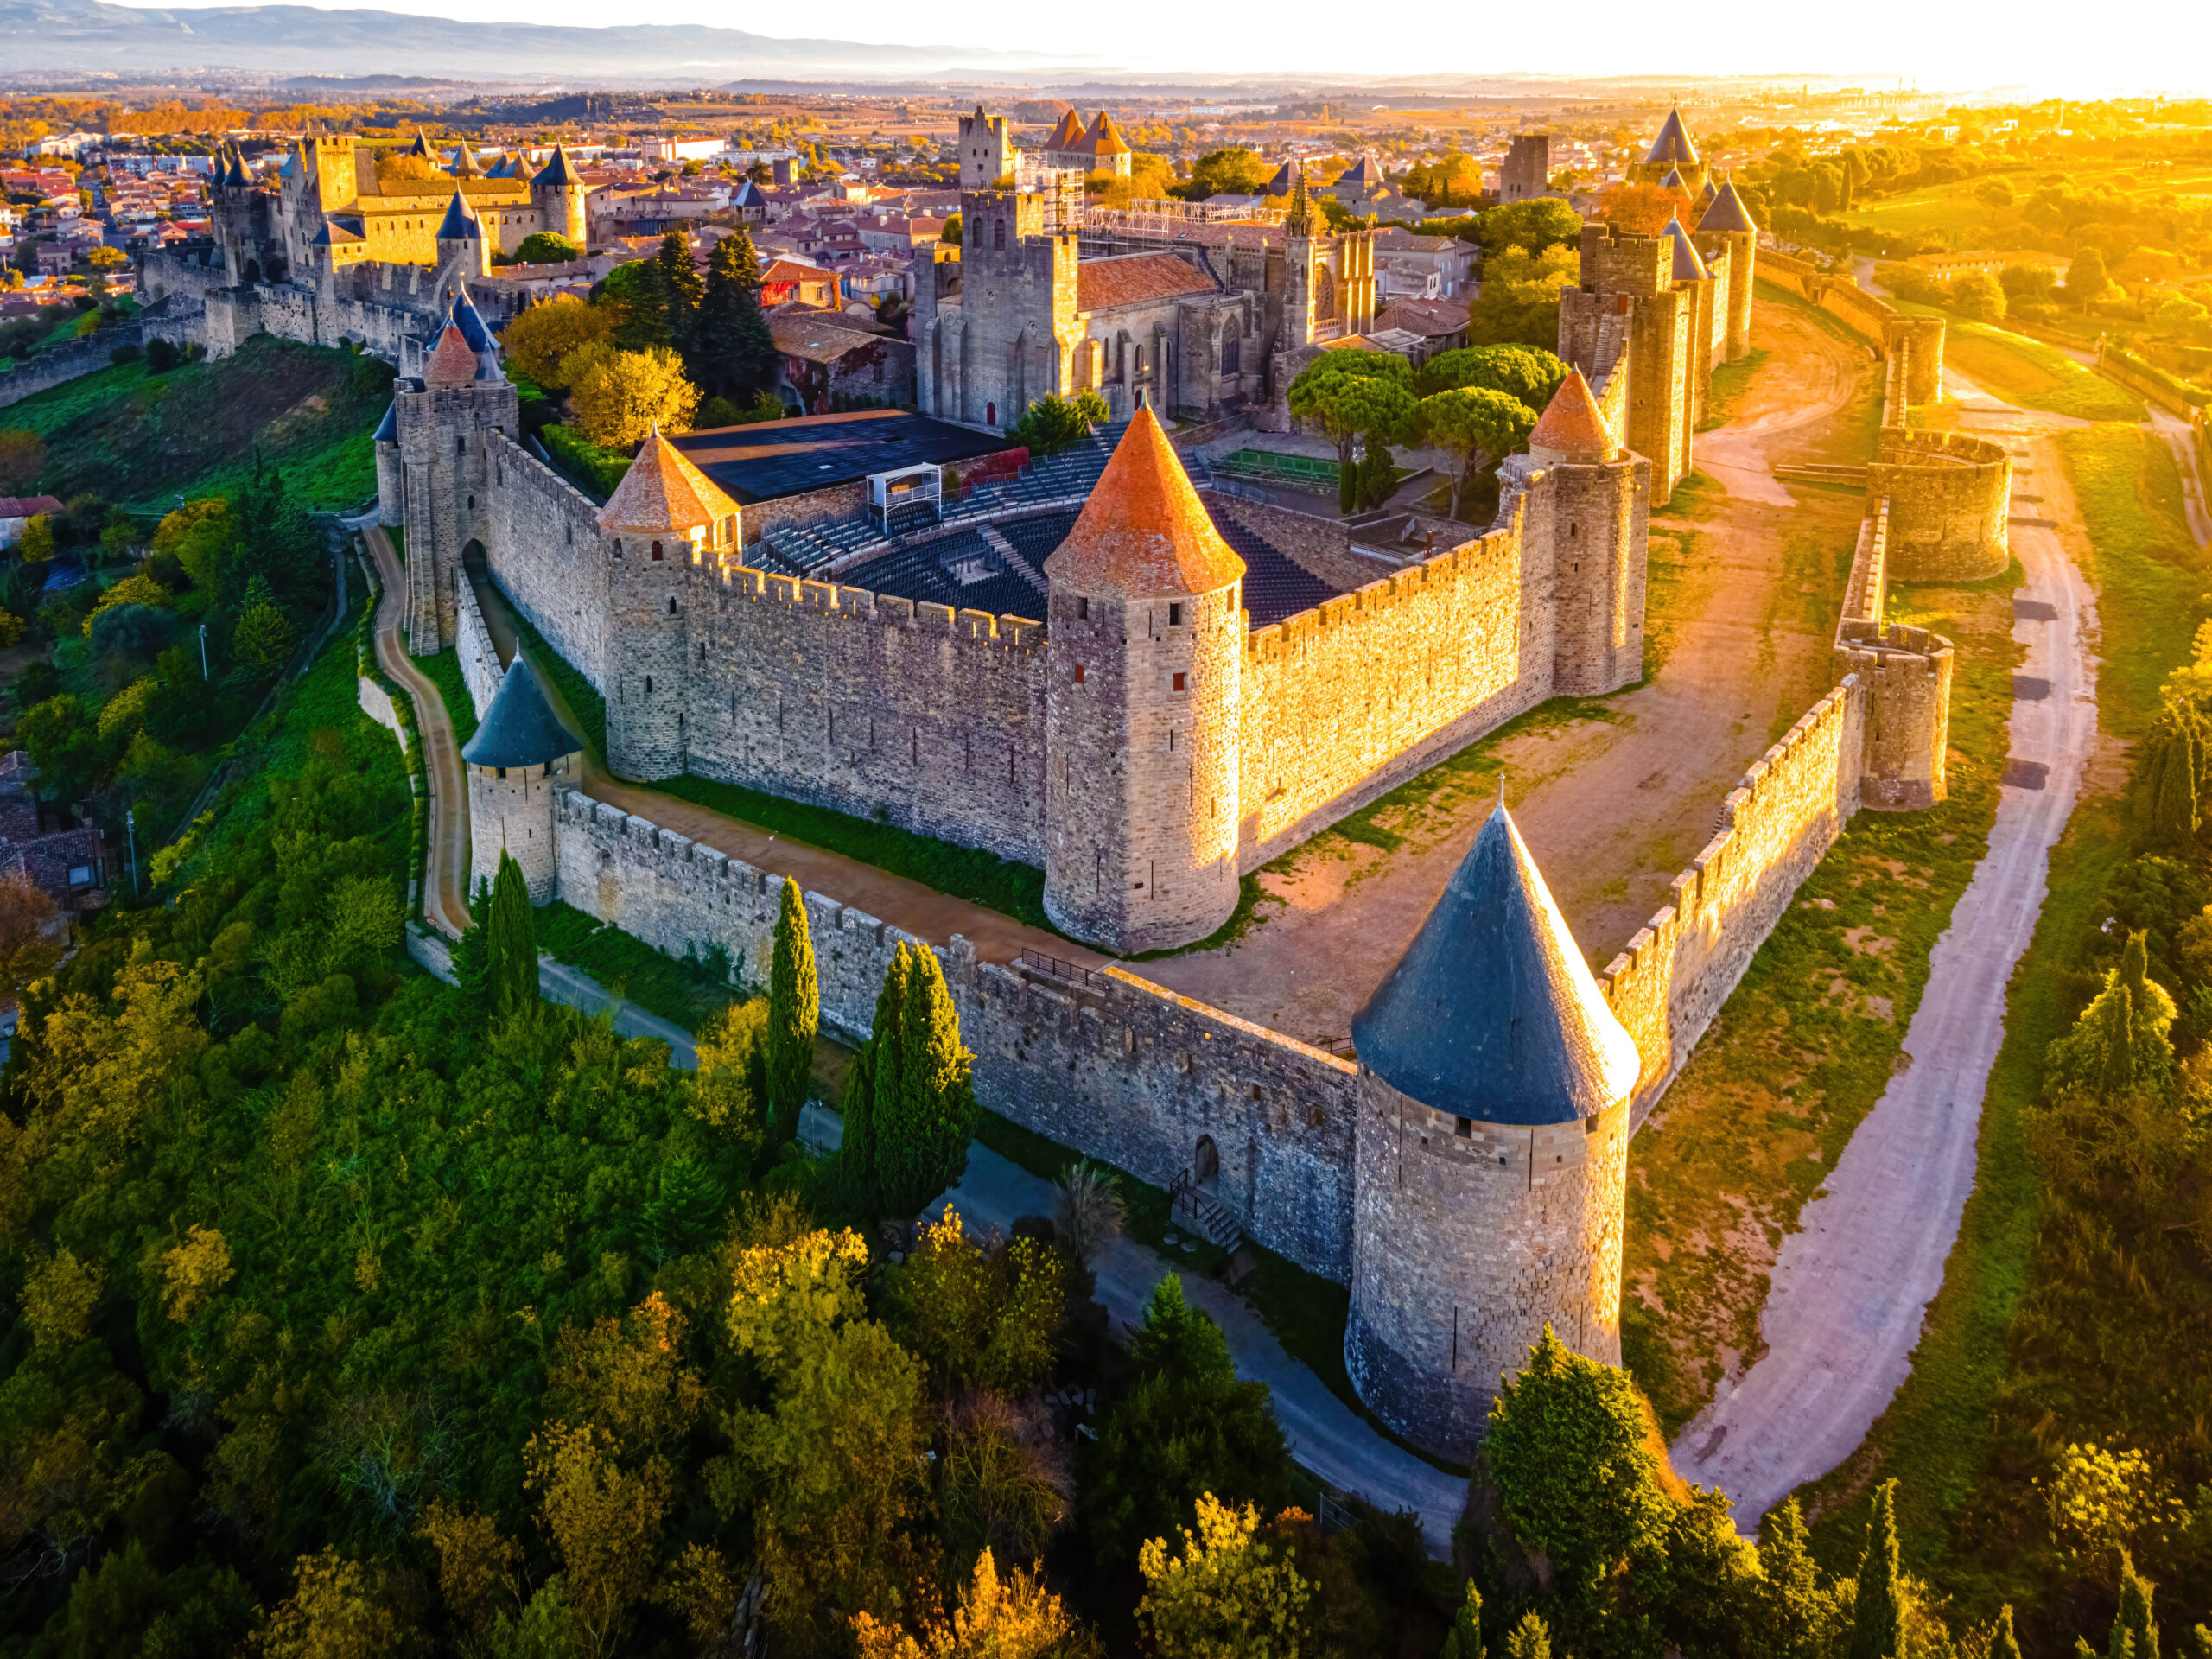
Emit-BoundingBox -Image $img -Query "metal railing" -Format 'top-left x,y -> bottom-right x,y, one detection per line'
1017,948 -> 1102,988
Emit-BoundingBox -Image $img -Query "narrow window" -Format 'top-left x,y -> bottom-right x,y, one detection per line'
652,541 -> 664,561
1168,602 -> 1182,626
613,539 -> 623,558
645,676 -> 653,693
1173,672 -> 1186,691
667,596 -> 677,615
1077,596 -> 1089,620
1074,664 -> 1085,684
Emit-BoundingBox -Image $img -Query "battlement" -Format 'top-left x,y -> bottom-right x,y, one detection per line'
1599,677 -> 1866,1107
715,561 -> 1046,652
1870,427 -> 2011,581
1577,221 -> 1669,298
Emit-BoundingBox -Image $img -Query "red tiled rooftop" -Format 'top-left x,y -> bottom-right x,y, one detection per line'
1044,408 -> 1245,600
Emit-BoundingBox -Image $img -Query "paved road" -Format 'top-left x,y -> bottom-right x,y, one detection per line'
364,524 -> 472,938
929,1142 -> 1467,1554
1670,373 -> 2100,1524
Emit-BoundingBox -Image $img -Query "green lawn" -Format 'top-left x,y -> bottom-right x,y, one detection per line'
415,649 -> 480,749
1904,308 -> 2147,423
534,899 -> 753,1031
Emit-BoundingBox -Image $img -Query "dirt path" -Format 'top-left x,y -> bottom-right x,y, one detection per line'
1669,378 -> 2100,1525
1144,300 -> 1874,1042
2147,404 -> 2212,547
365,524 -> 471,939
464,569 -> 1108,972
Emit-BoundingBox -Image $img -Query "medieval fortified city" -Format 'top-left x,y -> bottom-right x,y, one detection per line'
0,10 -> 2209,1657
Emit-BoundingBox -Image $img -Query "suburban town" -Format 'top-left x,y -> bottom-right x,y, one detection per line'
0,12 -> 2209,1657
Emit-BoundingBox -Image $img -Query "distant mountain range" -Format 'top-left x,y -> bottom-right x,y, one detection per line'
0,0 -> 1073,81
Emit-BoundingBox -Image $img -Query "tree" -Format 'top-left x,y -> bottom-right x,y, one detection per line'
564,343 -> 700,448
1419,344 -> 1568,410
0,427 -> 43,493
1483,1326 -> 1675,1601
231,590 -> 296,674
1087,1277 -> 1292,1569
18,512 -> 54,563
880,1209 -> 1069,1397
1136,1492 -> 1314,1659
2068,247 -> 2111,310
254,1548 -> 410,1658
696,226 -> 778,398
875,944 -> 979,1215
1052,1162 -> 1126,1266
1847,1480 -> 1904,1659
0,869 -> 64,1005
656,231 -> 707,366
1180,149 -> 1270,200
514,230 -> 583,264
150,497 -> 236,594
500,294 -> 618,389
721,1227 -> 932,1656
1503,1612 -> 1552,1659
1417,388 -> 1537,519
1441,1581 -> 1484,1659
2144,704 -> 2205,845
1597,181 -> 1695,236
1466,245 -> 1578,351
852,1548 -> 1097,1659
486,849 -> 540,1021
1990,1606 -> 2025,1659
1286,352 -> 1417,513
599,258 -> 671,352
2001,264 -> 2059,306
523,1420 -> 672,1659
97,505 -> 135,572
1950,271 -> 2007,323
1756,1500 -> 1852,1659
2113,1549 -> 2159,1659
766,876 -> 818,1143
1476,196 -> 1585,257
2044,931 -> 2176,1101
1009,391 -> 1110,457
448,875 -> 495,1013
942,213 -> 963,246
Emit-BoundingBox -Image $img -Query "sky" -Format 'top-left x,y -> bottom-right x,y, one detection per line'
124,0 -> 2202,97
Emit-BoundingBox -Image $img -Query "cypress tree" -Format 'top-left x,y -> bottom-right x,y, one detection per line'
1502,1613 -> 1549,1659
876,944 -> 977,1215
450,875 -> 495,1012
838,945 -> 909,1209
698,226 -> 778,398
1847,1480 -> 1904,1659
2146,709 -> 2202,845
766,877 -> 819,1144
2114,1549 -> 2159,1659
1990,1606 -> 2024,1659
2100,980 -> 2139,1102
656,231 -> 707,372
486,851 -> 539,1020
1440,1581 -> 1484,1659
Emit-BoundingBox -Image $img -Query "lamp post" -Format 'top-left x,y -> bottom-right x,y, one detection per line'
125,805 -> 138,897
198,622 -> 207,679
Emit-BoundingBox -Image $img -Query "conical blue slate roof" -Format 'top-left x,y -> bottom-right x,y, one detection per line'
1663,216 -> 1707,280
1659,165 -> 1689,193
448,285 -> 495,351
461,656 -> 582,768
1697,179 -> 1759,234
1350,800 -> 1640,1125
1643,108 -> 1698,168
372,400 -> 397,443
435,189 -> 483,241
532,143 -> 585,188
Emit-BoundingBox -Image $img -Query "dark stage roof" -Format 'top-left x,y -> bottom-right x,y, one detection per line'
669,410 -> 1012,505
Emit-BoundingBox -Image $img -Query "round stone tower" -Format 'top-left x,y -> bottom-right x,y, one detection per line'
434,188 -> 488,281
595,425 -> 738,782
1042,408 -> 1246,954
1694,179 -> 1761,364
1525,369 -> 1648,697
462,655 -> 584,904
1344,797 -> 1643,1460
530,143 -> 589,249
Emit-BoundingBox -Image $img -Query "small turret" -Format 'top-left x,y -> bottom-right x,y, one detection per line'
1693,178 -> 1760,362
1344,796 -> 1641,1458
405,126 -> 435,160
461,655 -> 583,904
1042,409 -> 1246,952
449,142 -> 483,179
1521,370 -> 1646,694
1526,367 -> 1620,467
595,426 -> 739,780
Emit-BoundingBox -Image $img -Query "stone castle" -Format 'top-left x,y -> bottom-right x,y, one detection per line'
350,110 -> 1989,1460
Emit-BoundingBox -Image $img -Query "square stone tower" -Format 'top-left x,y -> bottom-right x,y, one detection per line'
1556,223 -> 1694,507
958,105 -> 1018,189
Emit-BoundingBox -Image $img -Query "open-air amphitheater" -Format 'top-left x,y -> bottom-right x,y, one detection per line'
128,112 -> 2024,1460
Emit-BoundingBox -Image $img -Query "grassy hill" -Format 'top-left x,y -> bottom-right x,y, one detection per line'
1,333 -> 390,517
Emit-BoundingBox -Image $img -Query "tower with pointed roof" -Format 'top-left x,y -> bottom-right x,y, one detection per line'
1628,107 -> 1707,194
462,655 -> 584,904
530,144 -> 588,249
1693,178 -> 1760,362
391,308 -> 519,654
1281,173 -> 1318,352
1344,796 -> 1641,1457
1661,215 -> 1719,413
435,188 -> 489,281
1515,372 -> 1649,695
1042,410 -> 1247,951
594,427 -> 741,780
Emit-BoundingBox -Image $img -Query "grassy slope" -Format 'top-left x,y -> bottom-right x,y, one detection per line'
1620,573 -> 2018,1436
1890,304 -> 2146,423
1793,424 -> 2200,1601
534,899 -> 751,1032
415,650 -> 480,749
1,334 -> 386,516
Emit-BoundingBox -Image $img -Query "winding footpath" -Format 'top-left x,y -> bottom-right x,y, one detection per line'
1670,370 -> 2101,1523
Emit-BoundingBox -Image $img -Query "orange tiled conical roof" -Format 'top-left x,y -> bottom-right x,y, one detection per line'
1527,369 -> 1619,465
597,423 -> 739,534
1044,408 -> 1245,599
1084,111 -> 1132,157
423,324 -> 479,387
1046,109 -> 1084,149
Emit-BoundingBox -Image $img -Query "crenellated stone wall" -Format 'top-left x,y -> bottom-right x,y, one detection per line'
454,569 -> 505,719
1872,428 -> 2011,582
0,327 -> 143,410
